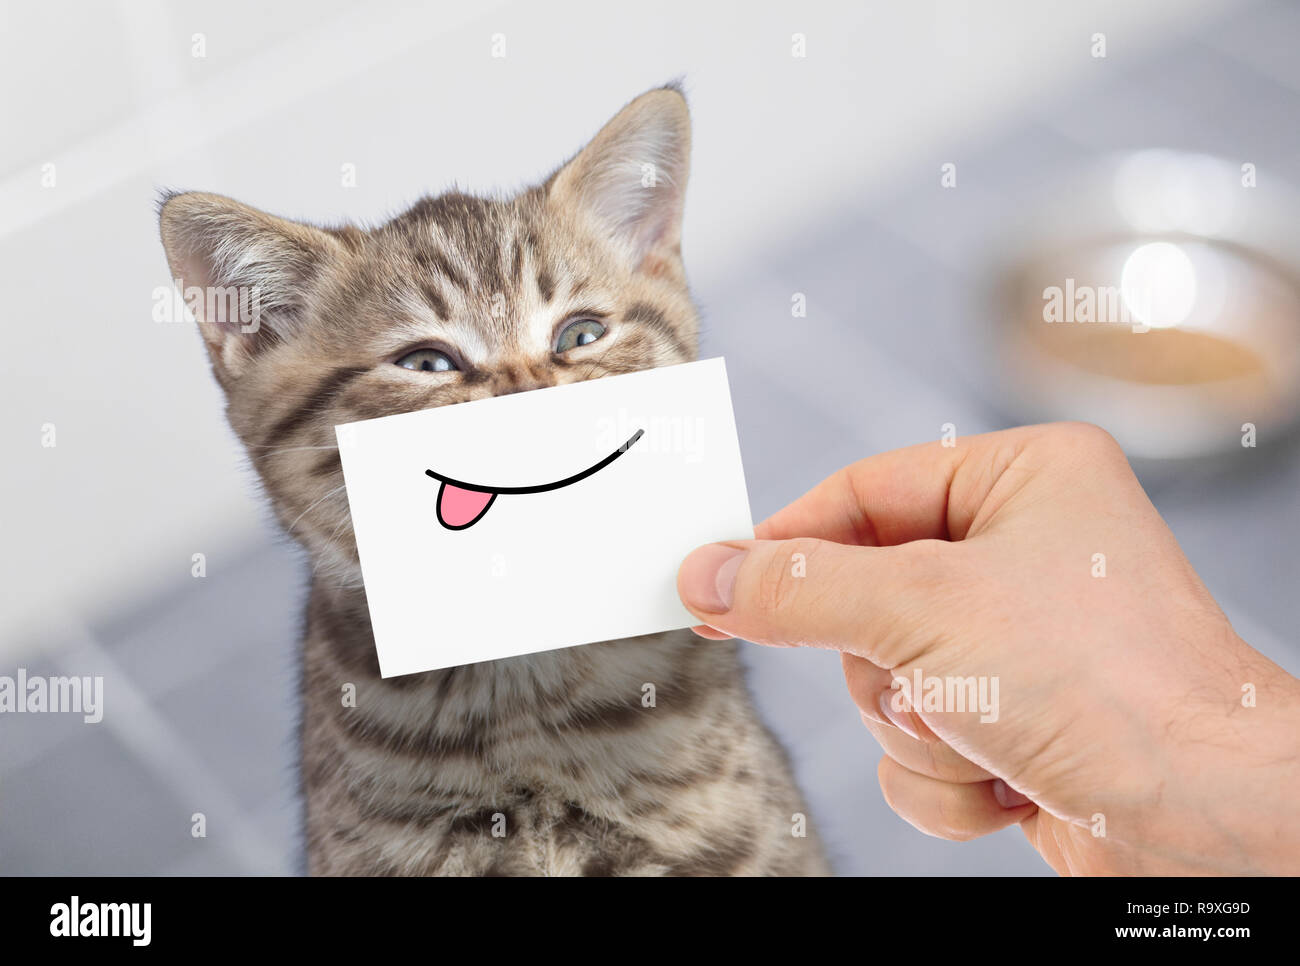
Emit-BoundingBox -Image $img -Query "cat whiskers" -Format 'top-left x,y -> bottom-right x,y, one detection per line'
284,482 -> 348,538
313,510 -> 356,575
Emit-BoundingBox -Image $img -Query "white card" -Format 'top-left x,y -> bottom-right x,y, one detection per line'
335,358 -> 754,677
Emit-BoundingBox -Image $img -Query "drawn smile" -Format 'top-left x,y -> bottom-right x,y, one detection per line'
424,428 -> 644,530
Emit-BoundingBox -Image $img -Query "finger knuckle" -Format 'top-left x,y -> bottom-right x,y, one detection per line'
878,757 -> 982,842
1050,421 -> 1123,459
751,538 -> 816,618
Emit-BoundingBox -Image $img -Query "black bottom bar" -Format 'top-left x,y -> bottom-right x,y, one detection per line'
4,875 -> 1289,952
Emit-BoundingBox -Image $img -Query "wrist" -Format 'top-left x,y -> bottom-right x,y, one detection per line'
1150,653 -> 1300,875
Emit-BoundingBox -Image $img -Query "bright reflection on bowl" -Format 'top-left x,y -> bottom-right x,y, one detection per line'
1120,241 -> 1197,328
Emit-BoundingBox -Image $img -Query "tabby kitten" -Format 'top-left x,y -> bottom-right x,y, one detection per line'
159,86 -> 828,875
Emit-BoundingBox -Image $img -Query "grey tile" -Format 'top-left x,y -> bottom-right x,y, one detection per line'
1031,53 -> 1207,153
248,793 -> 303,875
723,354 -> 877,521
0,653 -> 92,775
152,633 -> 299,815
1154,445 -> 1300,659
161,845 -> 257,877
1030,34 -> 1300,168
96,540 -> 305,698
1127,41 -> 1300,165
867,123 -> 1084,271
1206,0 -> 1300,93
0,724 -> 194,874
743,644 -> 851,764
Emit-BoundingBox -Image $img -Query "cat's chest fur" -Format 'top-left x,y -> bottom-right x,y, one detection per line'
299,584 -> 828,876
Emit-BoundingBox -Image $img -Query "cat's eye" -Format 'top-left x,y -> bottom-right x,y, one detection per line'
555,318 -> 607,353
395,348 -> 458,372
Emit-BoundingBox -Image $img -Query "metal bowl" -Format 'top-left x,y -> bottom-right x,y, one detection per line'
986,150 -> 1300,461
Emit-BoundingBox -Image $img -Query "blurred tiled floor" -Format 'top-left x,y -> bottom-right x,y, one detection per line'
4,0 -> 1298,875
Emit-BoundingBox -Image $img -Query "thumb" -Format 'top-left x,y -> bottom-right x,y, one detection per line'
676,537 -> 955,666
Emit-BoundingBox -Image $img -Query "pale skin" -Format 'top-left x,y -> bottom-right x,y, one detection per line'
676,423 -> 1300,875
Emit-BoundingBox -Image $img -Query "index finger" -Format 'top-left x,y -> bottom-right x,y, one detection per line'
754,424 -> 1058,547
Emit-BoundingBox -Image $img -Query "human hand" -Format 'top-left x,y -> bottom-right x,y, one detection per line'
677,423 -> 1300,875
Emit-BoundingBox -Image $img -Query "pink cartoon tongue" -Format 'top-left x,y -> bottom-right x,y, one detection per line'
438,484 -> 496,529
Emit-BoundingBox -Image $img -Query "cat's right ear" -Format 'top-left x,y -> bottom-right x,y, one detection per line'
546,85 -> 692,274
158,191 -> 342,379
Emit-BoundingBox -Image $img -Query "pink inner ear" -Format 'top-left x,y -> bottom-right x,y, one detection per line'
438,484 -> 495,529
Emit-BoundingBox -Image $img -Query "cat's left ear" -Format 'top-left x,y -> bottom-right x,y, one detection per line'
158,191 -> 344,380
546,85 -> 691,272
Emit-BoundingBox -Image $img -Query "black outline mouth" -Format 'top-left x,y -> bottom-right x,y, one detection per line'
424,428 -> 644,530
